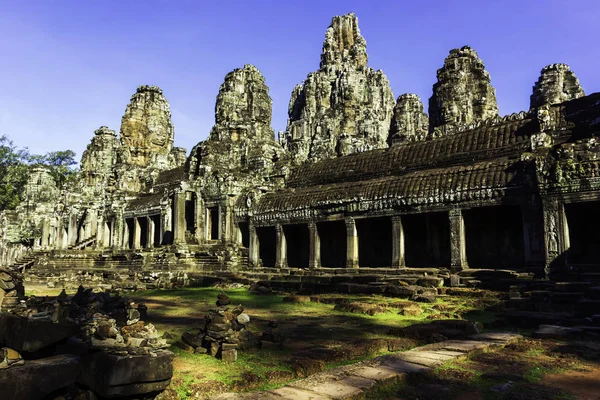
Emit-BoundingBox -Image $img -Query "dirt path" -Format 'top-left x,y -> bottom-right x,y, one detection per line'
544,368 -> 600,400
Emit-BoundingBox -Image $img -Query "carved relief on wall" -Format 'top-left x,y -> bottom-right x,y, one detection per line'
543,200 -> 560,261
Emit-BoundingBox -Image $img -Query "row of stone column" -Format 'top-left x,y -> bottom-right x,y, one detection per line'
248,211 -> 470,270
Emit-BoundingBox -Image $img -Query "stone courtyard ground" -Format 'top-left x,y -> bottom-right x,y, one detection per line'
385,339 -> 600,400
86,286 -> 599,400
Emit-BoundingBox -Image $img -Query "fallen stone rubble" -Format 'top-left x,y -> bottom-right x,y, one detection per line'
180,292 -> 253,362
0,279 -> 174,399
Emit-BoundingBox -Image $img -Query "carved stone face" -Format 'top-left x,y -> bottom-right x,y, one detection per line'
119,87 -> 174,166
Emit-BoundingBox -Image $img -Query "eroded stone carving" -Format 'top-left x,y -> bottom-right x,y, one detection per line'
530,64 -> 584,109
283,12 -> 395,163
429,46 -> 498,134
119,85 -> 175,168
389,94 -> 429,145
187,64 -> 287,201
80,126 -> 120,188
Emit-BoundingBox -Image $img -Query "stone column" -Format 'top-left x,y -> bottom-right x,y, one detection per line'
50,224 -> 57,249
223,203 -> 233,244
111,217 -> 121,249
41,219 -> 50,249
195,194 -> 204,244
68,214 -> 78,246
172,191 -> 186,245
220,203 -> 227,242
308,222 -> 321,268
345,218 -> 359,269
147,216 -> 155,249
33,222 -> 42,250
391,216 -> 406,268
275,224 -> 287,268
122,219 -> 129,249
89,212 -> 98,242
160,209 -> 167,245
133,218 -> 141,250
56,218 -> 64,249
542,198 -> 570,277
249,223 -> 260,267
103,221 -> 111,248
449,209 -> 468,271
95,215 -> 104,249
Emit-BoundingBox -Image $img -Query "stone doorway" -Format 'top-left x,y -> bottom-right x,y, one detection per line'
284,224 -> 309,268
256,226 -> 276,267
238,222 -> 250,247
356,217 -> 392,268
138,217 -> 148,248
125,218 -> 135,250
565,201 -> 600,265
206,207 -> 220,240
404,212 -> 451,268
317,220 -> 346,268
464,205 -> 525,269
151,215 -> 161,247
185,193 -> 196,235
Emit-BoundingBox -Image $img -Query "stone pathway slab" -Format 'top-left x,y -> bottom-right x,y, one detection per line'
268,386 -> 332,400
344,364 -> 403,384
210,332 -> 523,400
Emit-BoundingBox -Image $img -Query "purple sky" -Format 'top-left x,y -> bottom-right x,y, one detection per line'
0,0 -> 598,161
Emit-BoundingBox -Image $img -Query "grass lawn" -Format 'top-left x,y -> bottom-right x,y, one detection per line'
126,286 -> 504,398
382,338 -> 600,400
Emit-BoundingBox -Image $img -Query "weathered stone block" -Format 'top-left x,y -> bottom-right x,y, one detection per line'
79,349 -> 174,398
221,349 -> 237,363
0,313 -> 78,352
0,355 -> 80,399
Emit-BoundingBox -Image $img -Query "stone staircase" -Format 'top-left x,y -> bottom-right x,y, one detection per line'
503,280 -> 600,339
8,250 -> 49,272
69,237 -> 97,250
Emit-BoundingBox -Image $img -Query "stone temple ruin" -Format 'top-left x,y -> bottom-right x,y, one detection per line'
0,12 -> 599,296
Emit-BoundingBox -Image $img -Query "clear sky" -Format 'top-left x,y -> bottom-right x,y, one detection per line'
0,0 -> 598,161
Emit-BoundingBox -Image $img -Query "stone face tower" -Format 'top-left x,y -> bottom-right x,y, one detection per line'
320,12 -> 368,69
211,64 -> 274,142
429,46 -> 498,134
389,94 -> 429,145
119,85 -> 175,167
530,63 -> 584,109
80,126 -> 120,188
284,13 -> 395,163
188,64 -> 286,179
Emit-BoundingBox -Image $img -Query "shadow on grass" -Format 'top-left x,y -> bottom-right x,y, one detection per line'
132,287 -> 435,341
387,338 -> 597,400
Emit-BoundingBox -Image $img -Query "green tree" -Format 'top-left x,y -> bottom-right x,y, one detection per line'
0,135 -> 78,211
28,149 -> 78,189
0,135 -> 30,210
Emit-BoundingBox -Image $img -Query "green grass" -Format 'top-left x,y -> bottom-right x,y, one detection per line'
126,286 -> 510,397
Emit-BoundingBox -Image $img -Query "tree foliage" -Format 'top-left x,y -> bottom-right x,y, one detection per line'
0,135 -> 78,211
